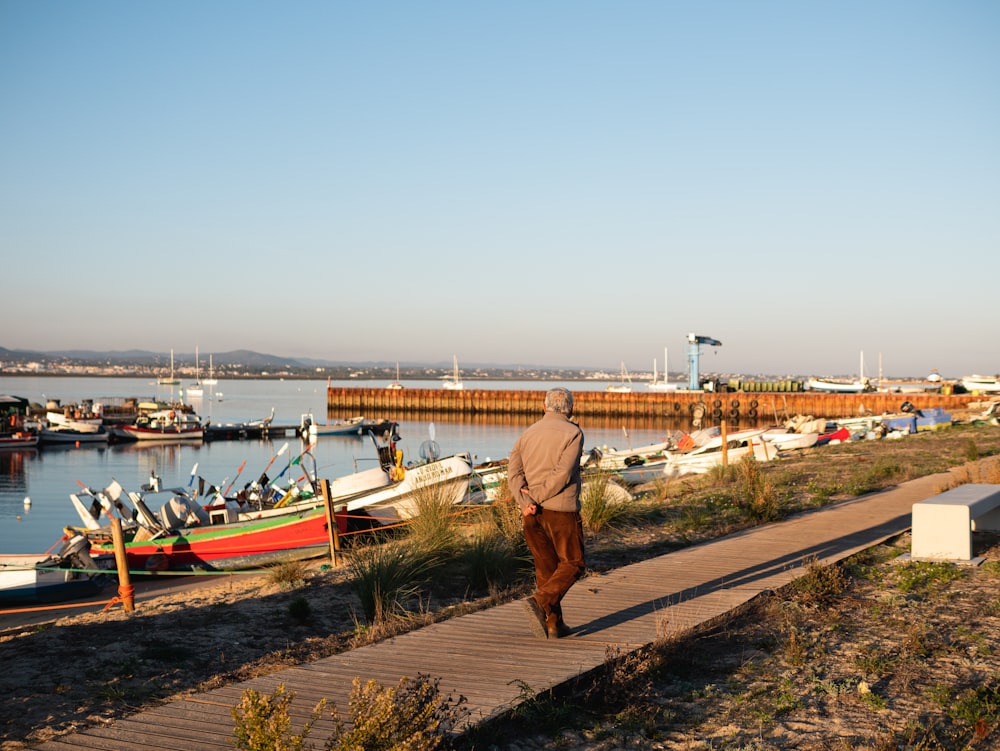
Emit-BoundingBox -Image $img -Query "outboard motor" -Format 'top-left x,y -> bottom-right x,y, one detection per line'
59,534 -> 110,584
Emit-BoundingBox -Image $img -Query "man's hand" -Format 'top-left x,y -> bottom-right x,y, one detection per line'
520,488 -> 538,515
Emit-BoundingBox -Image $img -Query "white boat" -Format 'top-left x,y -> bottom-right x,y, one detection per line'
617,428 -> 777,483
471,458 -> 633,505
186,346 -> 204,398
115,407 -> 204,441
387,362 -> 404,390
45,411 -> 103,432
342,452 -> 478,523
808,351 -> 872,393
961,375 -> 1000,394
40,424 -> 111,444
761,430 -> 819,451
606,361 -> 633,393
202,354 -> 218,385
442,355 -> 464,390
581,438 -> 676,472
158,349 -> 180,385
648,348 -> 682,392
806,377 -> 871,393
0,537 -> 107,604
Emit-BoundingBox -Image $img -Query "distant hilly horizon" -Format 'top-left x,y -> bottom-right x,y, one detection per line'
0,346 -> 588,372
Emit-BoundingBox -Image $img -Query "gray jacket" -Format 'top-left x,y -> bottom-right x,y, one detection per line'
507,411 -> 584,513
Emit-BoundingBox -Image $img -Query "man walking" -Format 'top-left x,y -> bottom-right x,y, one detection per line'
507,387 -> 585,638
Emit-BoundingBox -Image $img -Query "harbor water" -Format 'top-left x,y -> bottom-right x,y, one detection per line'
0,376 -> 671,554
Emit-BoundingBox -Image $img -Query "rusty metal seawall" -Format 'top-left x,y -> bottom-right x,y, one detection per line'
328,386 -> 977,421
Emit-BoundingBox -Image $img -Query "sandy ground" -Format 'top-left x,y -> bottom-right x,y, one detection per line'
1,562 -> 365,749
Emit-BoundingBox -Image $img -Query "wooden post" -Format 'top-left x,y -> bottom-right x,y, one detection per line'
720,419 -> 728,468
320,478 -> 341,567
110,517 -> 135,612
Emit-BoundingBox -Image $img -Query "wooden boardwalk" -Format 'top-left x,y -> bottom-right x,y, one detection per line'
32,471 -> 951,750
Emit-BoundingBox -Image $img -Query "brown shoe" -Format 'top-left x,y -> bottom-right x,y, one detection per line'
523,596 -> 549,639
547,614 -> 573,639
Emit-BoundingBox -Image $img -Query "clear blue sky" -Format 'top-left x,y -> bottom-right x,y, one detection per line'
2,1 -> 997,379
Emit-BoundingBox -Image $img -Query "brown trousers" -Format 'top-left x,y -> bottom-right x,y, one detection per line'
523,509 -> 586,616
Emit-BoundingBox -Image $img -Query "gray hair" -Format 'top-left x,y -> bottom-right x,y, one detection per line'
544,388 -> 574,415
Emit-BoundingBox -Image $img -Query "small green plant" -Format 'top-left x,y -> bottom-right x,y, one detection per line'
405,481 -> 462,556
232,682 -> 323,751
268,559 -> 309,589
734,455 -> 778,521
580,472 -> 633,533
326,673 -> 468,750
858,682 -> 887,710
347,541 -> 435,623
288,596 -> 312,624
488,495 -> 526,549
947,678 -> 1000,730
792,556 -> 849,604
894,560 -> 964,595
964,438 -> 980,462
459,528 -> 528,591
844,458 -> 904,496
853,644 -> 894,678
233,675 -> 465,751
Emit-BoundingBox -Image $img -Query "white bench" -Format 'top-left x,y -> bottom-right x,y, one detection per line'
911,484 -> 1000,561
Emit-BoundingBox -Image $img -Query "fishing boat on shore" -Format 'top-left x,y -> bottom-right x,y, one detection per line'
961,375 -> 1000,394
65,427 -> 478,570
616,428 -> 777,484
0,535 -> 108,604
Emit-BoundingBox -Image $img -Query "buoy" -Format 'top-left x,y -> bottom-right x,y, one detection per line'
23,496 -> 31,506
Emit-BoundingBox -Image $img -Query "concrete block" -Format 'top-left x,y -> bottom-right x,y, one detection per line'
911,484 -> 1000,561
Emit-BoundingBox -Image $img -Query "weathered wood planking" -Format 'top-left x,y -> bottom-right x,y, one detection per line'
32,472 -> 947,750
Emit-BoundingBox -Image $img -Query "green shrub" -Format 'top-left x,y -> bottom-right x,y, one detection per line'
288,596 -> 312,624
347,541 -> 436,624
964,438 -> 980,462
894,560 -> 964,595
489,496 -> 525,549
326,674 -> 467,750
734,455 -> 778,522
232,675 -> 467,751
405,482 -> 462,556
792,557 -> 849,604
268,559 -> 309,589
580,472 -> 634,533
459,528 -> 529,591
232,682 -> 322,751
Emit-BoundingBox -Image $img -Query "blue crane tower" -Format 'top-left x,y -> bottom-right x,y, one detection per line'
687,333 -> 722,390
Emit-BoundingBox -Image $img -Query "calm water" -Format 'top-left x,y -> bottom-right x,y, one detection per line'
0,376 -> 671,553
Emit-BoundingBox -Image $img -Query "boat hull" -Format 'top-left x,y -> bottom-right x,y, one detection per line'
116,426 -> 204,441
90,508 -> 333,571
0,433 -> 39,449
40,427 -> 110,444
0,552 -> 104,604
